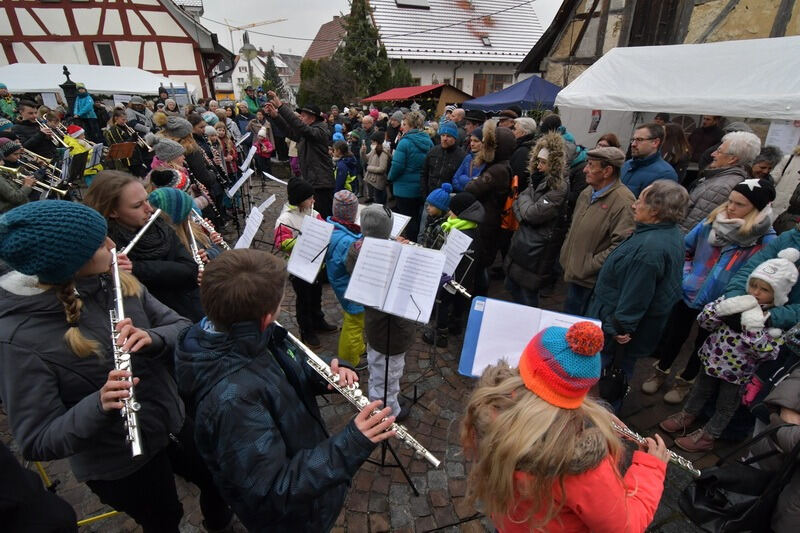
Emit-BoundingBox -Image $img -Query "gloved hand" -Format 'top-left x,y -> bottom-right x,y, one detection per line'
439,273 -> 453,289
741,307 -> 769,330
742,376 -> 764,406
714,295 -> 759,317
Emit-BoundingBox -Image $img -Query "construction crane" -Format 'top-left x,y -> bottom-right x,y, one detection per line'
222,18 -> 288,52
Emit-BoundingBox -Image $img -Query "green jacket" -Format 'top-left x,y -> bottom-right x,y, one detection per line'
588,222 -> 684,358
0,96 -> 17,121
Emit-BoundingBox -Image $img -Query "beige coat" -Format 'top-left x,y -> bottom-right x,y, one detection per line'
772,150 -> 800,217
559,180 -> 636,288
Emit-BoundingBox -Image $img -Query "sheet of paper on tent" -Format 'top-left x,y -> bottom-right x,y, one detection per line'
239,145 -> 257,171
233,207 -> 264,249
458,298 -> 602,377
286,216 -> 334,283
441,228 -> 473,277
226,168 -> 254,198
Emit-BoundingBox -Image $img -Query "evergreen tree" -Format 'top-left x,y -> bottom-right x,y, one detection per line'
297,59 -> 319,107
260,52 -> 287,98
337,0 -> 392,98
390,59 -> 414,88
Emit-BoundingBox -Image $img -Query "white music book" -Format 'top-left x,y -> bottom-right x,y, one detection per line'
354,204 -> 411,239
234,207 -> 264,249
286,216 -> 334,283
226,168 -> 253,198
441,228 -> 472,277
345,237 -> 446,323
239,145 -> 257,171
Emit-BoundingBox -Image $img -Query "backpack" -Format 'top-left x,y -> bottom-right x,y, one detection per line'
500,174 -> 520,231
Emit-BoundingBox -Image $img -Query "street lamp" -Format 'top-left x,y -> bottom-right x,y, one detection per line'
59,65 -> 77,115
238,31 -> 259,94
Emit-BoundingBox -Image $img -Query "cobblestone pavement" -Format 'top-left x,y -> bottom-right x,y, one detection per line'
0,167 -> 732,532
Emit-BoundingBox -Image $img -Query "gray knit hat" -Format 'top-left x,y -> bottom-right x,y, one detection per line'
163,116 -> 193,139
391,110 -> 404,123
148,135 -> 185,162
129,96 -> 145,105
360,204 -> 393,239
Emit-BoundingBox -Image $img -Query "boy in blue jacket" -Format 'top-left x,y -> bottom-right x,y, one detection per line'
333,140 -> 359,193
174,249 -> 395,533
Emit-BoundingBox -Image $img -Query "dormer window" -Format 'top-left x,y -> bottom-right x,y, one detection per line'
481,36 -> 491,46
396,0 -> 430,8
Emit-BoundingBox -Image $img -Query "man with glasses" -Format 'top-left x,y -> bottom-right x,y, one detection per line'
621,123 -> 677,197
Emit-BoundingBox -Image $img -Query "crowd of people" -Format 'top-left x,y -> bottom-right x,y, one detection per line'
1,79 -> 799,533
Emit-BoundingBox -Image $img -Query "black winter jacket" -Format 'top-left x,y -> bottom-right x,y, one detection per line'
175,321 -> 376,533
509,133 -> 537,191
274,104 -> 334,189
420,143 -> 466,197
12,120 -> 58,160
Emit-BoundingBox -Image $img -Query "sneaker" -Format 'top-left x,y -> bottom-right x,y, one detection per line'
641,362 -> 669,394
664,376 -> 694,404
659,411 -> 696,434
674,428 -> 715,453
422,327 -> 448,347
301,331 -> 321,349
314,319 -> 338,333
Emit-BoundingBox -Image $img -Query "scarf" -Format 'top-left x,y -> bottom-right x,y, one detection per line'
441,217 -> 477,233
708,206 -> 773,248
107,217 -> 173,260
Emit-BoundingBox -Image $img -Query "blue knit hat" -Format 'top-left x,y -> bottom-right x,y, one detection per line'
439,121 -> 458,139
148,187 -> 193,224
0,201 -> 107,284
426,182 -> 453,211
202,111 -> 219,126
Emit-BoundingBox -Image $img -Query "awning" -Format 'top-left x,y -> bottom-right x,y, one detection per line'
362,84 -> 446,102
462,75 -> 561,111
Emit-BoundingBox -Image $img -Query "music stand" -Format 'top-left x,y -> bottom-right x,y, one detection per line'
66,151 -> 88,184
108,142 -> 136,160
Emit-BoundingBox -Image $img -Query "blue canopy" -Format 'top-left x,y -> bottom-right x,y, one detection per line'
462,75 -> 561,111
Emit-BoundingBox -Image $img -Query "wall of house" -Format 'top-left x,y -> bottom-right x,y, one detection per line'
0,0 -> 207,95
406,60 -> 531,97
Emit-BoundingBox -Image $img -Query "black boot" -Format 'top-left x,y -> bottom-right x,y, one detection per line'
314,318 -> 338,333
301,331 -> 321,349
422,327 -> 448,348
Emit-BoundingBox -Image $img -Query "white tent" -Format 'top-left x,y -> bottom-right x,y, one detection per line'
555,36 -> 800,147
0,63 -> 197,96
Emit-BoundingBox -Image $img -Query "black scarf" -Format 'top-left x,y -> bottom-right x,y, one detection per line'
107,217 -> 172,260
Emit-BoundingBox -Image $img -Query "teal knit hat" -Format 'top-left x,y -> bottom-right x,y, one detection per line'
148,187 -> 193,224
0,201 -> 107,284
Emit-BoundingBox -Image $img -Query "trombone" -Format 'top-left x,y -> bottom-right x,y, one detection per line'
36,118 -> 70,148
21,149 -> 63,176
122,123 -> 152,151
0,165 -> 68,197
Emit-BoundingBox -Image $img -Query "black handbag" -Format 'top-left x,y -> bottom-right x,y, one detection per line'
598,323 -> 629,405
679,424 -> 800,532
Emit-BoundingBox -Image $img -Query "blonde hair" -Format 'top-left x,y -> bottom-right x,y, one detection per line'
46,272 -> 141,358
706,201 -> 761,235
461,362 -> 622,527
171,217 -> 212,253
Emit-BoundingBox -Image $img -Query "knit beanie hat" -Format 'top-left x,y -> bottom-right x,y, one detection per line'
149,136 -> 185,162
0,139 -> 22,157
369,108 -> 379,120
391,110 -> 404,123
148,187 -> 193,224
518,322 -> 604,409
163,116 -> 193,139
204,125 -> 217,137
470,127 -> 483,142
0,201 -> 108,284
449,192 -> 476,216
258,127 -> 267,138
66,124 -> 85,138
0,118 -> 12,132
287,178 -> 314,206
360,204 -> 392,238
332,190 -> 358,222
732,178 -> 776,212
439,121 -> 458,139
426,182 -> 453,211
370,131 -> 385,144
150,168 -> 189,191
0,83 -> 6,90
201,111 -> 219,126
748,248 -> 800,306
332,132 -> 345,143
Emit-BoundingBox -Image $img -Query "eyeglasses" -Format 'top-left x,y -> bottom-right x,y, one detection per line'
630,137 -> 655,144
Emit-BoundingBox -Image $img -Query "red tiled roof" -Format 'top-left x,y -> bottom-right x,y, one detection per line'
362,84 -> 445,102
289,16 -> 345,86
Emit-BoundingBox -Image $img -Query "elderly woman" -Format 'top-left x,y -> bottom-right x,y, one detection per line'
509,117 -> 538,190
680,131 -> 761,232
387,110 -> 433,239
588,180 -> 689,388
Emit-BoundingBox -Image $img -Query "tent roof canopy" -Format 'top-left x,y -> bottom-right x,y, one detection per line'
555,36 -> 800,120
462,75 -> 561,111
362,83 -> 472,103
0,63 -> 197,96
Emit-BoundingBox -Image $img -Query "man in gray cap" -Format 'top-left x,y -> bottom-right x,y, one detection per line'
559,146 -> 635,315
125,95 -> 153,135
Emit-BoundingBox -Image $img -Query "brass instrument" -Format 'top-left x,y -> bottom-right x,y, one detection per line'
612,421 -> 701,477
191,211 -> 231,250
109,248 -> 144,458
122,123 -> 152,151
21,149 -> 62,176
0,165 -> 68,197
36,118 -> 69,148
120,209 -> 162,256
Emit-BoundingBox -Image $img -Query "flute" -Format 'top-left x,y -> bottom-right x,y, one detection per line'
279,324 -> 441,468
120,209 -> 162,256
612,421 -> 701,477
187,221 -> 205,273
191,212 -> 231,250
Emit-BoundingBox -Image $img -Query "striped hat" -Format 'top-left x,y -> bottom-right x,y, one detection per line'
148,187 -> 194,224
518,322 -> 604,409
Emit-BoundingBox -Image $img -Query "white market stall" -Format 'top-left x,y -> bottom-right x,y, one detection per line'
555,36 -> 800,149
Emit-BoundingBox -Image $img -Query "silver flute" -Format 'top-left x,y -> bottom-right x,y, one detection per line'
186,221 -> 205,273
280,326 -> 441,468
191,212 -> 231,250
119,209 -> 162,256
110,249 -> 143,458
612,422 -> 701,477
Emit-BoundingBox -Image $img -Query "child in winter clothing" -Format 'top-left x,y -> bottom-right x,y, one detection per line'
363,131 -> 390,204
274,178 -> 336,349
660,248 -> 800,452
346,205 -> 416,419
174,249 -> 396,533
333,140 -> 359,193
422,191 -> 484,347
254,126 -> 274,177
462,322 -> 668,533
326,190 -> 365,366
63,123 -> 103,185
420,182 -> 452,249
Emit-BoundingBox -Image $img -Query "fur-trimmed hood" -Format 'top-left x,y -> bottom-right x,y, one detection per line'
528,132 -> 566,187
475,120 -> 516,167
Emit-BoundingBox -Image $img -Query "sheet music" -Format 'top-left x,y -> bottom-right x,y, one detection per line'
262,172 -> 288,185
258,194 -> 276,213
345,237 -> 402,308
88,144 -> 104,167
234,207 -> 264,249
239,145 -> 257,171
226,168 -> 253,198
235,131 -> 251,147
382,246 -> 446,323
286,216 -> 334,283
441,228 -> 472,277
390,212 -> 410,239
